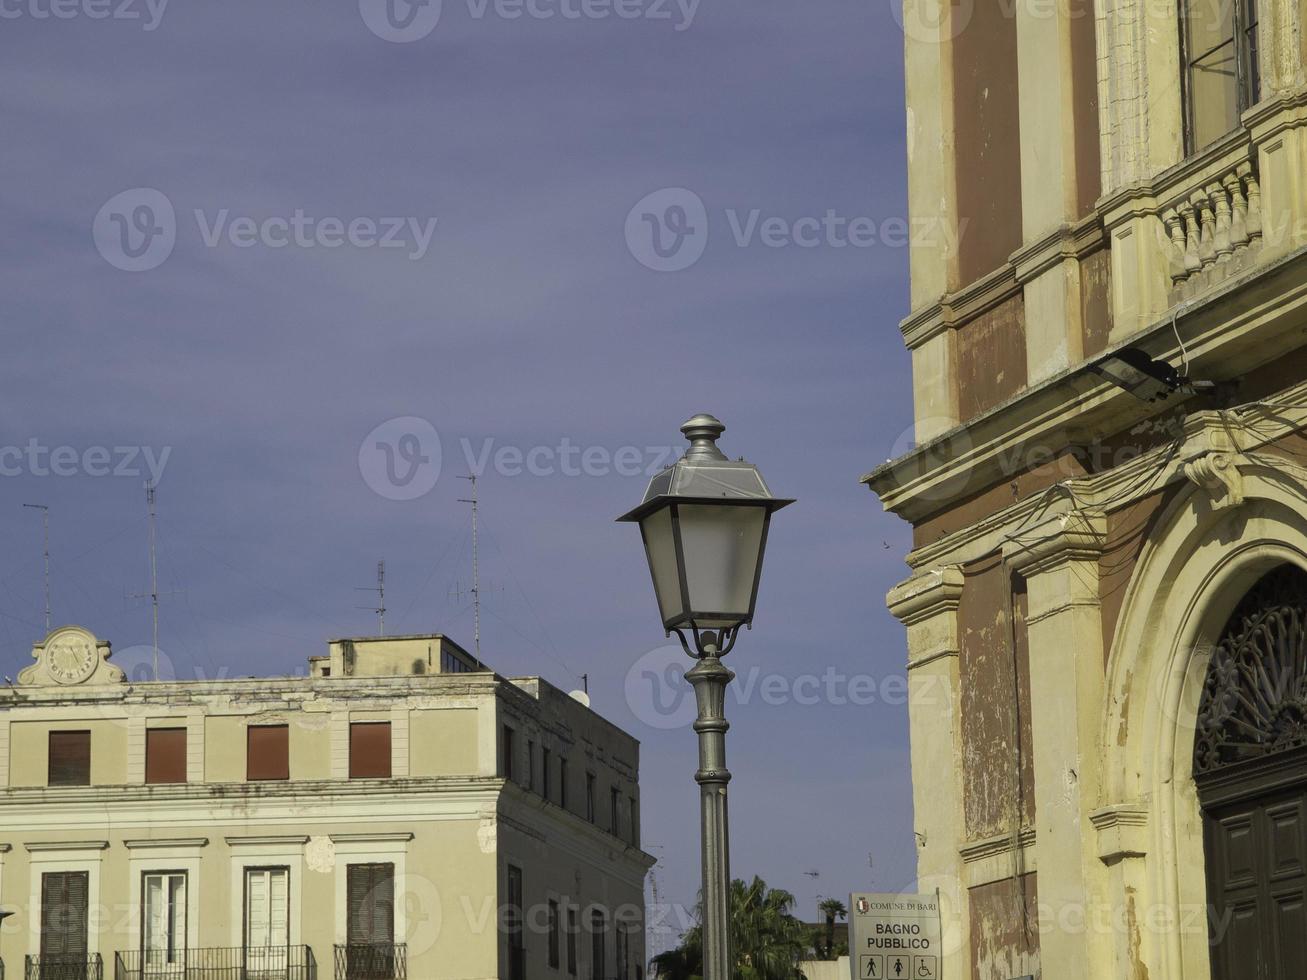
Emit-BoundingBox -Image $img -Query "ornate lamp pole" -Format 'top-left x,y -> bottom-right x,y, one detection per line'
618,414 -> 792,980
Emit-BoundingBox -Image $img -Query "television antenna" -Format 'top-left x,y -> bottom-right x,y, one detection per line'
22,504 -> 51,633
356,559 -> 387,635
126,482 -> 179,681
453,475 -> 501,656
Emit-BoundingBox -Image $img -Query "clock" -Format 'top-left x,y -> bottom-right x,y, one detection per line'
45,635 -> 98,685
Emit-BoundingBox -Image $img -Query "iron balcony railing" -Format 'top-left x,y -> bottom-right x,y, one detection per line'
112,946 -> 316,980
331,945 -> 406,980
24,954 -> 103,980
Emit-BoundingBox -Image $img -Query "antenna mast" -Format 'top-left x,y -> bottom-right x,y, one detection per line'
457,474 -> 481,657
356,559 -> 387,635
22,504 -> 51,633
127,482 -> 177,681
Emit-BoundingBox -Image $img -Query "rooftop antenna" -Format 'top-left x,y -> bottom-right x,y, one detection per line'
356,559 -> 387,635
22,504 -> 50,633
127,482 -> 178,681
456,475 -> 482,657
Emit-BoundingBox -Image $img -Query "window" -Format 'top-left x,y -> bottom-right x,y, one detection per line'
610,787 -> 620,837
1181,0 -> 1260,151
560,758 -> 569,810
346,863 -> 395,946
40,871 -> 89,965
586,773 -> 596,823
590,909 -> 606,980
543,747 -> 552,801
145,728 -> 187,784
247,724 -> 290,781
528,740 -> 537,792
548,899 -> 561,969
244,867 -> 289,949
441,649 -> 475,673
143,871 -> 187,968
617,922 -> 630,980
629,796 -> 638,847
503,726 -> 516,781
507,866 -> 525,980
48,730 -> 90,786
567,907 -> 578,976
349,722 -> 392,779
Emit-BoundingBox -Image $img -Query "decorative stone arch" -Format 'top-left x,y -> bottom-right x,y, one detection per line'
1099,458 -> 1307,980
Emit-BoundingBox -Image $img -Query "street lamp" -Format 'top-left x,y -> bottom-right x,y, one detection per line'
618,413 -> 792,980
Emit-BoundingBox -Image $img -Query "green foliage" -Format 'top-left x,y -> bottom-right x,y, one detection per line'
816,898 -> 848,960
651,876 -> 808,980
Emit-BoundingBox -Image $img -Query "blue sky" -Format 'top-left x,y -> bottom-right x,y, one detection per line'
1,0 -> 916,950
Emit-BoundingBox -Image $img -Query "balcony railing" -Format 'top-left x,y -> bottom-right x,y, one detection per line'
331,945 -> 406,980
24,955 -> 103,980
112,946 -> 316,980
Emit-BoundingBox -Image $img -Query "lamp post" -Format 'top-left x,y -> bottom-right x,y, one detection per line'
619,414 -> 792,980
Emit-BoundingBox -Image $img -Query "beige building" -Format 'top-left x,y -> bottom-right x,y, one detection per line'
867,0 -> 1307,978
0,627 -> 652,980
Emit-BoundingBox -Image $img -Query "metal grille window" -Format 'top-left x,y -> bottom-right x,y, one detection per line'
506,866 -> 524,980
502,726 -> 515,782
349,722 -> 392,779
247,724 -> 290,781
589,910 -> 606,980
1181,0 -> 1260,151
566,907 -> 578,976
548,900 -> 560,970
48,731 -> 91,787
145,728 -> 187,784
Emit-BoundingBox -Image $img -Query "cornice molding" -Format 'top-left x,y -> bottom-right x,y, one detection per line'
866,244 -> 1307,525
1002,510 -> 1107,576
124,837 -> 209,850
1091,804 -> 1149,864
25,840 -> 109,853
1010,215 -> 1106,283
887,567 -> 965,626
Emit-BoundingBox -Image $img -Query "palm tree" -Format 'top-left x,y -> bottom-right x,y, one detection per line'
651,876 -> 807,980
817,898 -> 847,960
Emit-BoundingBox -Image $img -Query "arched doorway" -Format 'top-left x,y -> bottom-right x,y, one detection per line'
1194,563 -> 1307,979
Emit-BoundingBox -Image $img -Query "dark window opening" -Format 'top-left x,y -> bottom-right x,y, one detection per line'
145,728 -> 187,785
1181,0 -> 1260,152
48,731 -> 91,787
349,722 -> 392,779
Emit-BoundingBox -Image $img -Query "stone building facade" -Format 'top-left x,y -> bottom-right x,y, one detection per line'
0,628 -> 651,980
867,0 -> 1307,977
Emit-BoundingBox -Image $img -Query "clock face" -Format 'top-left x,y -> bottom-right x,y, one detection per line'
46,635 -> 97,685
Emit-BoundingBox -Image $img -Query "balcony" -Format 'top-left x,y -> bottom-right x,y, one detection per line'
112,946 -> 316,980
331,945 -> 406,980
24,955 -> 103,980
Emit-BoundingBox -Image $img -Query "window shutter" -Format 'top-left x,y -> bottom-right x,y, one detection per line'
349,723 -> 392,779
347,863 -> 395,945
48,731 -> 91,787
145,728 -> 187,784
40,871 -> 89,959
247,725 -> 290,780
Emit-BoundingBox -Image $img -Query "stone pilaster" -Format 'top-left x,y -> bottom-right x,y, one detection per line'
888,567 -> 968,980
1002,511 -> 1110,980
1091,805 -> 1153,980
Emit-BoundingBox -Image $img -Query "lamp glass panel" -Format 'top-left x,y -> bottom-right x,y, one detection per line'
677,503 -> 766,627
640,506 -> 686,626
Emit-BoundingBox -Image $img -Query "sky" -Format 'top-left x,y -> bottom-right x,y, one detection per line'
0,0 -> 917,954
